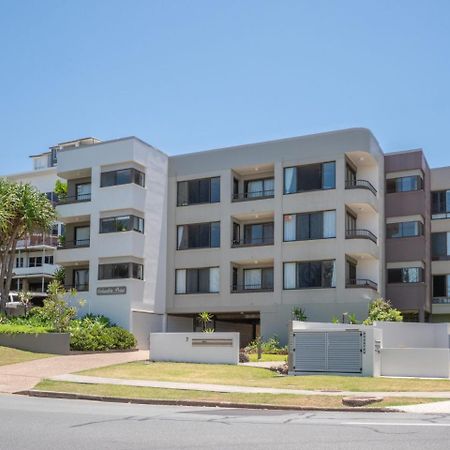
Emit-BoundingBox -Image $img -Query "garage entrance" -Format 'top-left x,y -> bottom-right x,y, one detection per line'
293,330 -> 362,374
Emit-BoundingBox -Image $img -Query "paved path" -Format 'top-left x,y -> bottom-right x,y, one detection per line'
48,373 -> 450,400
0,350 -> 148,394
393,399 -> 450,414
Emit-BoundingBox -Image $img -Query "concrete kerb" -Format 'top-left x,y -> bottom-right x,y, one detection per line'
19,389 -> 395,413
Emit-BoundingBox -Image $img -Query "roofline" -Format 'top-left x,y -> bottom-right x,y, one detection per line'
384,148 -> 424,156
4,166 -> 58,179
168,127 -> 382,159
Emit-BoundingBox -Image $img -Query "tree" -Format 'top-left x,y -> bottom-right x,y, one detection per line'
54,180 -> 68,200
0,180 -> 56,309
363,298 -> 403,325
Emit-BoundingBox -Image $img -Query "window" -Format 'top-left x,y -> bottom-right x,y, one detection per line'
432,190 -> 450,219
177,222 -> 220,250
98,262 -> 144,280
177,177 -> 220,206
243,222 -> 274,245
29,257 -> 42,267
283,260 -> 336,289
433,275 -> 450,298
345,211 -> 357,232
243,268 -> 274,290
44,255 -> 53,265
100,168 -> 145,188
74,226 -> 90,247
346,259 -> 357,283
386,221 -> 423,238
175,267 -> 220,294
387,267 -> 424,283
283,211 -> 336,241
100,215 -> 144,234
431,232 -> 450,260
74,269 -> 89,291
15,257 -> 24,268
76,183 -> 91,201
386,175 -> 423,193
243,178 -> 274,198
346,163 -> 357,184
284,162 -> 335,194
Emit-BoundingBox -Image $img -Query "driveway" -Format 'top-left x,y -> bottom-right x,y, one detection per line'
0,350 -> 148,394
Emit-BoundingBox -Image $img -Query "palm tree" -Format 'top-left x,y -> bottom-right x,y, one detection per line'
0,180 -> 56,309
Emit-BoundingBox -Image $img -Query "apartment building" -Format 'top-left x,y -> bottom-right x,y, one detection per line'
430,166 -> 450,322
4,127 -> 449,347
166,128 -> 385,344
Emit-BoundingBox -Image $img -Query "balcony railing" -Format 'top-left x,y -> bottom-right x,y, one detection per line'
345,179 -> 377,195
64,284 -> 89,292
58,239 -> 90,249
433,297 -> 450,304
231,283 -> 274,293
345,228 -> 377,243
16,235 -> 59,248
232,189 -> 275,202
57,193 -> 91,205
231,236 -> 274,248
346,279 -> 378,290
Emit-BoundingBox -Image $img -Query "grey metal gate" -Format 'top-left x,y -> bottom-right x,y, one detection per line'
293,331 -> 362,374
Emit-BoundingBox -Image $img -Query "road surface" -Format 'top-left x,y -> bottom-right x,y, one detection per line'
1,394 -> 450,449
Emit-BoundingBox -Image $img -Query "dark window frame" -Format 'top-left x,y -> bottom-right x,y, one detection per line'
387,267 -> 424,284
283,161 -> 336,195
386,175 -> 424,194
283,210 -> 336,242
386,221 -> 424,239
98,262 -> 144,280
176,221 -> 221,250
99,215 -> 144,234
175,266 -> 220,294
283,259 -> 336,290
176,176 -> 220,207
100,168 -> 145,188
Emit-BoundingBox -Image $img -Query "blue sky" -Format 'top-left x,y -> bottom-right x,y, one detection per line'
1,0 -> 449,174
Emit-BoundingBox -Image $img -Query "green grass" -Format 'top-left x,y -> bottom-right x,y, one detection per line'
248,354 -> 287,363
35,379 -> 440,409
0,346 -> 51,366
0,323 -> 51,334
79,361 -> 450,393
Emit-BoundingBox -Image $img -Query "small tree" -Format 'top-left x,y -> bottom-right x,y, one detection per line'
18,290 -> 33,317
292,306 -> 307,321
363,298 -> 403,325
198,312 -> 214,332
54,180 -> 68,200
36,281 -> 79,332
53,266 -> 66,284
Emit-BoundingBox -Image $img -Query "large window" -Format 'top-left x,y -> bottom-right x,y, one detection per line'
283,260 -> 336,289
433,275 -> 450,298
100,168 -> 145,188
175,267 -> 220,294
284,162 -> 335,194
76,183 -> 91,201
386,221 -> 423,239
387,267 -> 424,283
243,222 -> 274,245
386,175 -> 423,193
177,222 -> 220,250
98,262 -> 144,280
283,211 -> 336,241
432,190 -> 450,219
177,177 -> 220,206
432,232 -> 450,260
100,215 -> 144,234
233,178 -> 274,200
73,269 -> 89,291
243,268 -> 274,290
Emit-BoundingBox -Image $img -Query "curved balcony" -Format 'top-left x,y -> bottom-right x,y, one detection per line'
345,179 -> 377,196
346,278 -> 378,290
345,229 -> 377,244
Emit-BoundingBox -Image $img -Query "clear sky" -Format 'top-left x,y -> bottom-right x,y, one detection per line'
1,0 -> 449,175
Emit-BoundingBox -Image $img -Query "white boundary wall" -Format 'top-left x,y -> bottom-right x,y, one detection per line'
150,332 -> 239,364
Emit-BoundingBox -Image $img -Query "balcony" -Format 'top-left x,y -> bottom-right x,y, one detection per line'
232,189 -> 275,202
58,239 -> 90,249
346,278 -> 378,290
13,264 -> 58,277
232,236 -> 274,248
433,297 -> 450,304
16,234 -> 58,249
231,283 -> 274,293
345,229 -> 377,244
57,193 -> 91,205
345,179 -> 377,196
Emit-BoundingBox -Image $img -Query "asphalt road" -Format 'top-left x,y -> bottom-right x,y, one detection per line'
1,395 -> 450,450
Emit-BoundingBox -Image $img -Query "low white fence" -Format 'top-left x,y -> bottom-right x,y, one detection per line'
150,332 -> 240,365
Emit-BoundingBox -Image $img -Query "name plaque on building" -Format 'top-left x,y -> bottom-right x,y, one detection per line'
97,286 -> 127,295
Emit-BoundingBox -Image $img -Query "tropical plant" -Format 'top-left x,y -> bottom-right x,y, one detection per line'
0,180 -> 56,309
331,316 -> 340,324
54,179 -> 68,200
198,311 -> 214,332
53,266 -> 66,284
292,306 -> 307,321
363,298 -> 403,325
347,313 -> 359,324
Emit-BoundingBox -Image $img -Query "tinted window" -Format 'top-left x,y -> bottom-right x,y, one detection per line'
177,177 -> 220,206
284,211 -> 336,241
177,222 -> 220,250
388,268 -> 423,283
386,221 -> 422,238
386,175 -> 423,193
284,260 -> 336,289
433,275 -> 446,297
101,168 -> 145,188
284,162 -> 335,194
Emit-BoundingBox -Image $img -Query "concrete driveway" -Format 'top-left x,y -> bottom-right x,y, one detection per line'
0,350 -> 148,394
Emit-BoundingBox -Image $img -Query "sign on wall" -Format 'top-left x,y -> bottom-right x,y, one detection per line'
96,286 -> 127,295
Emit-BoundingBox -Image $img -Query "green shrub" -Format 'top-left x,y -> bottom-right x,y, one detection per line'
245,335 -> 288,355
69,316 -> 136,351
0,323 -> 51,334
363,298 -> 403,325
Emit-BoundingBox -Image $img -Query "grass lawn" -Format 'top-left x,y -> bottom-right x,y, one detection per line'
248,354 -> 287,363
0,346 -> 51,366
35,379 -> 440,409
79,361 -> 450,393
